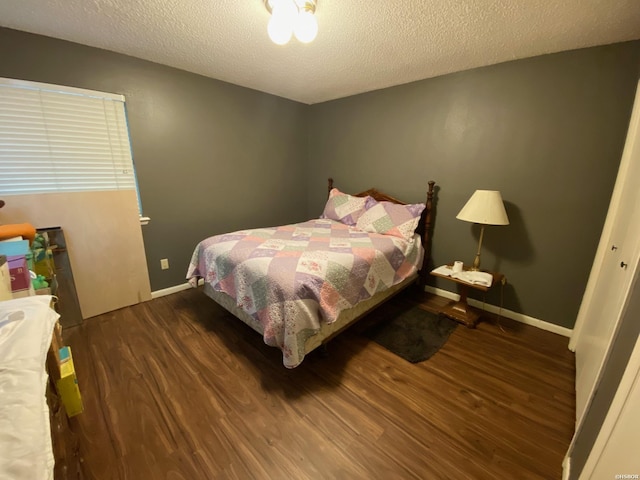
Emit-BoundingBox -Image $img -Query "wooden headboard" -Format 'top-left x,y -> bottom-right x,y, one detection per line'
327,178 -> 436,286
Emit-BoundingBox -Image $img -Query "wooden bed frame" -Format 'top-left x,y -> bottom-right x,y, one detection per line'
202,178 -> 436,362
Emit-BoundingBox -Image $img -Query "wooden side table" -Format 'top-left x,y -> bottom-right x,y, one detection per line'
430,265 -> 505,328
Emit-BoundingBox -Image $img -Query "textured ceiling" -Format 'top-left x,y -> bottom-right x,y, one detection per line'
1,0 -> 639,104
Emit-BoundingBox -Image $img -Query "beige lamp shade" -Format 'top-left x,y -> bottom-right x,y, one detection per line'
456,190 -> 509,225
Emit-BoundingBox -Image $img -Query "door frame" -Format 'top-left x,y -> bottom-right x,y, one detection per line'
569,79 -> 640,354
565,268 -> 640,478
582,286 -> 640,478
564,79 -> 640,478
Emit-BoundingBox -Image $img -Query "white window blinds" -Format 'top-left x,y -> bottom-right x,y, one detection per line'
0,78 -> 137,195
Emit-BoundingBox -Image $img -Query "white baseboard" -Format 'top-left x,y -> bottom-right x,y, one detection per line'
424,285 -> 573,337
562,455 -> 571,480
151,278 -> 203,299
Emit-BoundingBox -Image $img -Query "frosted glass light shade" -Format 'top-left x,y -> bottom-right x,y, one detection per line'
265,0 -> 318,45
456,190 -> 509,225
294,10 -> 318,43
267,5 -> 293,45
268,15 -> 292,45
267,1 -> 297,45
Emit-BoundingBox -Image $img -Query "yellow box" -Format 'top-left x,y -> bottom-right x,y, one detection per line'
56,346 -> 84,417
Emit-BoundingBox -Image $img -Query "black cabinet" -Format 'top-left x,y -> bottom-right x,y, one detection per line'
36,227 -> 83,328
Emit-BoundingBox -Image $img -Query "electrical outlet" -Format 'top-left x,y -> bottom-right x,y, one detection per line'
160,258 -> 169,270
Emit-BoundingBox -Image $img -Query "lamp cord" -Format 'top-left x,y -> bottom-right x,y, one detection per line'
497,280 -> 506,334
481,278 -> 507,334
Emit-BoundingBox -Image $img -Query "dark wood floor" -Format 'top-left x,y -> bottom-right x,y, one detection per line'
63,287 -> 575,479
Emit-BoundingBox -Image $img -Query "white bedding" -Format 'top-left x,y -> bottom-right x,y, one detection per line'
0,295 -> 59,480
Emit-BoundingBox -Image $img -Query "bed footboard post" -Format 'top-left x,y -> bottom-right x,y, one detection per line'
327,177 -> 334,198
419,180 -> 436,287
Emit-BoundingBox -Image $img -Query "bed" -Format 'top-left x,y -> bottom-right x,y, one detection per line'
187,178 -> 435,368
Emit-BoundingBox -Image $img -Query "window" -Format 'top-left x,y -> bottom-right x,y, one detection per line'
0,77 -> 143,214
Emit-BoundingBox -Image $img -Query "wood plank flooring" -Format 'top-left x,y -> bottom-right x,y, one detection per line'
63,287 -> 575,479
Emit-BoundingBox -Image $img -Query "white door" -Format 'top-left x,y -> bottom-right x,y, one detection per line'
581,332 -> 640,478
571,80 -> 640,424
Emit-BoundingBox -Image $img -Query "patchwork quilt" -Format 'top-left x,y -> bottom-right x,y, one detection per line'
186,219 -> 423,368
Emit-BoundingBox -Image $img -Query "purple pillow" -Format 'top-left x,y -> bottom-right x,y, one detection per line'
321,188 -> 369,226
356,198 -> 425,241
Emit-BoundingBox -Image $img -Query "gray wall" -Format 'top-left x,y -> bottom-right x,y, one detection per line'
0,28 -> 309,290
2,26 -> 640,329
307,41 -> 640,328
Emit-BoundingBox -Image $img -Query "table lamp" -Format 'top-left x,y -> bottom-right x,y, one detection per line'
456,190 -> 509,271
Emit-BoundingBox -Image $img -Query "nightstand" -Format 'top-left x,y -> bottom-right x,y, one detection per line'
430,265 -> 505,328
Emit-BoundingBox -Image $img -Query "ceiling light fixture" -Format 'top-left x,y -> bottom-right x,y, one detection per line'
264,0 -> 318,45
